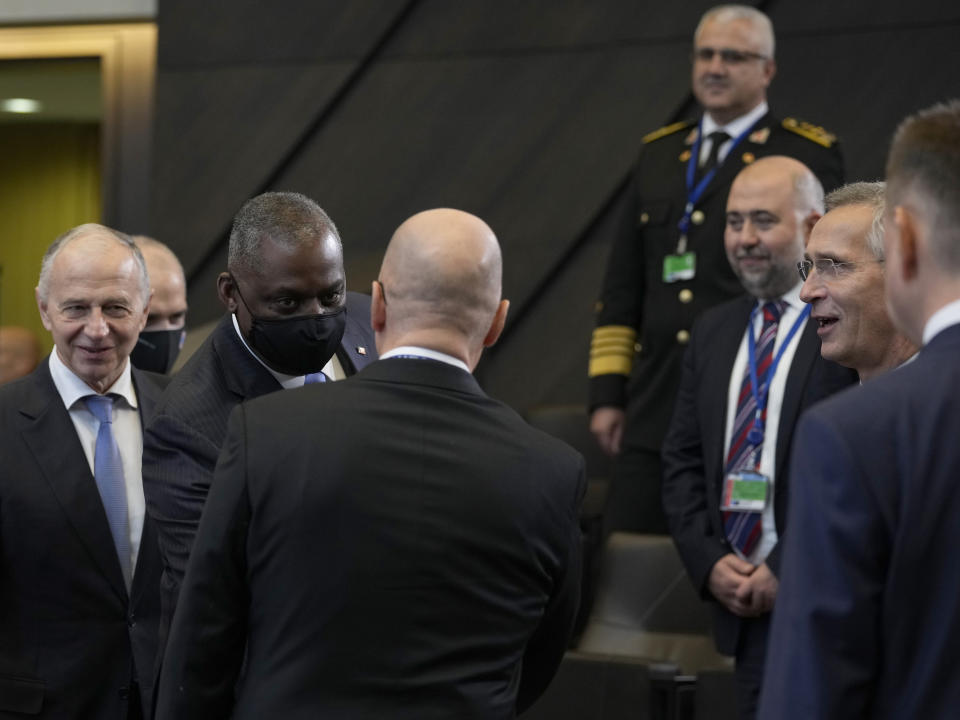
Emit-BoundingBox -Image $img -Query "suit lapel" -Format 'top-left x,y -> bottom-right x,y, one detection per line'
337,318 -> 375,375
704,297 -> 755,489
19,365 -> 127,599
774,320 -> 819,483
212,315 -> 281,400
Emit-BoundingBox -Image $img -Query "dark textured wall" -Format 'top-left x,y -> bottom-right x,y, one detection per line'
151,0 -> 960,413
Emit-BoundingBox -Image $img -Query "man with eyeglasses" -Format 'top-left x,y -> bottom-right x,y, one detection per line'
589,4 -> 844,536
760,100 -> 960,719
797,182 -> 918,381
662,156 -> 856,720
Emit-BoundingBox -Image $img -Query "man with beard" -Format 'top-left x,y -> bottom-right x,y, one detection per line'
142,192 -> 377,667
661,156 -> 856,719
589,4 -> 843,534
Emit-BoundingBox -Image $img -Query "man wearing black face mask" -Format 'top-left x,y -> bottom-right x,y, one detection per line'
131,236 -> 188,375
141,192 -> 377,684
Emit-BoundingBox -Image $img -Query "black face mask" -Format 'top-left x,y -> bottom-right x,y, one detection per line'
233,281 -> 346,376
130,328 -> 186,374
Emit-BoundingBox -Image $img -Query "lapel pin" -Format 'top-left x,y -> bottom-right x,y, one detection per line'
357,346 -> 367,355
748,127 -> 770,144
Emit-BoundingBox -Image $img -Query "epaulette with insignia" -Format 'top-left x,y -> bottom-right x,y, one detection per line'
781,117 -> 837,148
642,120 -> 694,145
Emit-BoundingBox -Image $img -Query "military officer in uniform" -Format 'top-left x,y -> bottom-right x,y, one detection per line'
588,4 -> 844,534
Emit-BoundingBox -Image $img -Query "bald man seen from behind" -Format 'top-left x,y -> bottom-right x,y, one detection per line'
155,209 -> 587,720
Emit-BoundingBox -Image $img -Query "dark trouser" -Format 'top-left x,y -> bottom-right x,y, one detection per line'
602,445 -> 670,535
734,614 -> 771,720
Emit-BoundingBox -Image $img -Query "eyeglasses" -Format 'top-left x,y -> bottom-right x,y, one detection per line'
693,47 -> 769,65
797,258 -> 884,281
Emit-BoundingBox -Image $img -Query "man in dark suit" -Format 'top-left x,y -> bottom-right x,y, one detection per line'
590,4 -> 844,534
0,225 -> 163,718
759,101 -> 960,719
661,157 -> 857,719
155,208 -> 586,720
142,192 -> 376,652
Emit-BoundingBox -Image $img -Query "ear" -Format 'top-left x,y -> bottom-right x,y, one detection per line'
217,272 -> 237,312
803,211 -> 821,239
35,287 -> 52,331
139,289 -> 153,332
370,280 -> 387,333
763,58 -> 777,86
482,299 -> 510,348
892,205 -> 920,281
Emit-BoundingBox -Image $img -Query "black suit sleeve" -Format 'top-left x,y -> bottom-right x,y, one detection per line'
661,333 -> 728,596
516,457 -> 587,713
143,411 -> 222,590
154,406 -> 251,720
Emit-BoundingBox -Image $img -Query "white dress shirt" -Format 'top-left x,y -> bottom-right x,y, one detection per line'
723,283 -> 807,565
923,297 -> 960,345
380,346 -> 471,373
231,313 -> 345,388
48,351 -> 145,574
699,101 -> 769,167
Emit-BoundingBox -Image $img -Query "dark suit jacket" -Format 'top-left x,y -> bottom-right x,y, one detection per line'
759,324 -> 960,719
661,295 -> 856,655
0,359 -> 163,719
155,357 -> 586,720
142,293 -> 376,656
591,111 -> 844,450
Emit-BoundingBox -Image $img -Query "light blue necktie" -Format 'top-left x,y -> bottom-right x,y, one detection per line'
304,372 -> 327,384
85,394 -> 131,587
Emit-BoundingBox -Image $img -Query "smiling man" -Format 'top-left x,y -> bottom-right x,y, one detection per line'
662,157 -> 856,720
0,224 -> 164,718
142,192 -> 377,672
799,182 -> 918,380
589,4 -> 844,536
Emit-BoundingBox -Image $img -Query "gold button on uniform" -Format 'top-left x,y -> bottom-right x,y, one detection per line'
676,329 -> 690,344
640,212 -> 650,224
678,289 -> 693,304
691,210 -> 705,225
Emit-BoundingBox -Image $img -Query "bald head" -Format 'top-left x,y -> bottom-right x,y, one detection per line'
374,209 -> 508,367
133,236 -> 188,330
0,326 -> 42,384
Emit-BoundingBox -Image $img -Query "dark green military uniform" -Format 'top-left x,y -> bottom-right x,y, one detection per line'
590,111 -> 843,533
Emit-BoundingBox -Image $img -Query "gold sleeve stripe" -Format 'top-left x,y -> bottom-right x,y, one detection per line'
642,120 -> 692,144
589,354 -> 633,377
589,325 -> 637,377
591,325 -> 636,341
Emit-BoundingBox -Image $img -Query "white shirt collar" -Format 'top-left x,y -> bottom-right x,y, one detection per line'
701,101 -> 769,141
380,346 -> 471,373
48,348 -> 139,410
756,281 -> 804,314
922,297 -> 960,345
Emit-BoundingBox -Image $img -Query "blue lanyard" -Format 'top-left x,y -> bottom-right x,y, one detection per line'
676,118 -> 759,248
745,303 -> 811,445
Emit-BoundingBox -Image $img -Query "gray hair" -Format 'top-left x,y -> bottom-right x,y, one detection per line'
228,192 -> 341,275
37,223 -> 150,303
825,182 -> 886,261
695,5 -> 775,58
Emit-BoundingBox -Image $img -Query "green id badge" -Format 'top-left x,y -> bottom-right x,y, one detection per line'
663,252 -> 696,283
720,470 -> 769,512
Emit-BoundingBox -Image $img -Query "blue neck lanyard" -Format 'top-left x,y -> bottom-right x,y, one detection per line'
745,303 -> 811,445
676,118 -> 758,252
